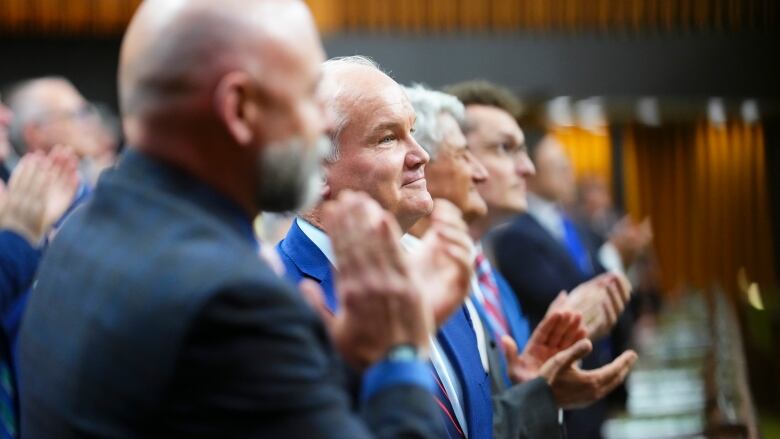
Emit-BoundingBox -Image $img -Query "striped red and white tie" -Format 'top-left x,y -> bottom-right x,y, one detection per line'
474,251 -> 510,341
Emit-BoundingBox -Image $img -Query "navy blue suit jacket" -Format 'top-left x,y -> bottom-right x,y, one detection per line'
18,151 -> 443,439
278,219 -> 494,439
490,213 -> 612,439
490,214 -> 603,330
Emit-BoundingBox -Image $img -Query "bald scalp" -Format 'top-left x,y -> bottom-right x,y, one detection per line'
119,0 -> 314,118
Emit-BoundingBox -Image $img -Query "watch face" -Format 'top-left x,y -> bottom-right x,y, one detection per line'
388,344 -> 419,362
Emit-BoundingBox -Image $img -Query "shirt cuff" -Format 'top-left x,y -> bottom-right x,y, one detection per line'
598,242 -> 625,275
360,358 -> 434,402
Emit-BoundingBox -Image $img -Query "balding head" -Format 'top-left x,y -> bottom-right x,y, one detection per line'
119,0 -> 329,215
311,56 -> 431,231
6,77 -> 97,157
120,0 -> 321,117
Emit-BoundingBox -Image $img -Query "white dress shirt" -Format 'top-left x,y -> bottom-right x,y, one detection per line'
300,219 -> 470,435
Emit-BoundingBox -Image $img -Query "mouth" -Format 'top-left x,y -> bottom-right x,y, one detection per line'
402,174 -> 426,187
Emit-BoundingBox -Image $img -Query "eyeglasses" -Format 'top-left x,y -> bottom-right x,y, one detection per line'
35,103 -> 96,125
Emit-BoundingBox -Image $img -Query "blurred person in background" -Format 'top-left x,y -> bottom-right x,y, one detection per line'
0,147 -> 79,438
573,175 -> 620,241
446,80 -> 639,439
4,77 -> 98,212
405,84 -> 637,438
80,103 -> 122,186
0,97 -> 12,182
18,0 -> 450,437
5,77 -> 101,163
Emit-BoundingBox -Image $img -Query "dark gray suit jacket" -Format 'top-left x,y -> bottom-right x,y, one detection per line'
18,150 -> 442,438
474,317 -> 561,439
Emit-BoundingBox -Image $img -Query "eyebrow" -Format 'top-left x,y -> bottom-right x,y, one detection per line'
368,122 -> 403,136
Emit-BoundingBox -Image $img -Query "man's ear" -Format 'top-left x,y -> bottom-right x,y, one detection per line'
320,164 -> 332,200
215,71 -> 261,148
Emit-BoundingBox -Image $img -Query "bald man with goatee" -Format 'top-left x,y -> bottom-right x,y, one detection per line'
18,1 -> 444,437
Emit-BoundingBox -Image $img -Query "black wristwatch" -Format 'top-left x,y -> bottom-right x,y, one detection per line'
385,344 -> 421,362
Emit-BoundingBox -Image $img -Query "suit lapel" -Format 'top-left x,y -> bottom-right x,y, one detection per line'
523,214 -> 585,281
279,220 -> 338,311
437,307 -> 493,439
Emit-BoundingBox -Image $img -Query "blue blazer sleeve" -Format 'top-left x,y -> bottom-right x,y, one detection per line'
0,230 -> 41,323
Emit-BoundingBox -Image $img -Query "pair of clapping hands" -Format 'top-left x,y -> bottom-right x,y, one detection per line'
297,191 -> 637,410
0,146 -> 80,245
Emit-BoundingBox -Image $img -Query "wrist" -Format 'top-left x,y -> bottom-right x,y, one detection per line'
384,343 -> 428,363
0,217 -> 43,245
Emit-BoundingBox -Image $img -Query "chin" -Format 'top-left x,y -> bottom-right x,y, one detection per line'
512,200 -> 528,214
404,193 -> 434,218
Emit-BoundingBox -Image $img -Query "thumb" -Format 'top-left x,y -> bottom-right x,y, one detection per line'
539,339 -> 592,384
299,279 -> 334,330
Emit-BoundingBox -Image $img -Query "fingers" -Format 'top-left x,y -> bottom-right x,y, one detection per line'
529,312 -> 562,347
539,339 -> 592,384
604,282 -> 623,322
501,335 -> 519,365
598,351 -> 638,396
613,272 -> 632,302
558,313 -> 587,349
581,349 -> 638,399
429,198 -> 467,232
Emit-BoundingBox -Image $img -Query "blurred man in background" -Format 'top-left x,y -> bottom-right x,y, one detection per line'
5,77 -> 100,161
0,147 -> 79,438
0,98 -> 11,182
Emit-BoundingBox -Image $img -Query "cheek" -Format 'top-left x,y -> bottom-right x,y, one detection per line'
331,153 -> 401,204
480,161 -> 507,198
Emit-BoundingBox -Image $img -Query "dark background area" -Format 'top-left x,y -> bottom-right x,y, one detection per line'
2,33 -> 780,107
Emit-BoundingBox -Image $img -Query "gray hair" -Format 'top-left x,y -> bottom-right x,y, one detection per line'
320,55 -> 385,162
5,76 -> 73,156
403,84 -> 465,160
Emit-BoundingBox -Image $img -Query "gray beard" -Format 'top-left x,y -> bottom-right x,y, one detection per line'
254,136 -> 330,213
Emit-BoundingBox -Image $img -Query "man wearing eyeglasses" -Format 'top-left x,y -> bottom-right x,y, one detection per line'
4,77 -> 101,163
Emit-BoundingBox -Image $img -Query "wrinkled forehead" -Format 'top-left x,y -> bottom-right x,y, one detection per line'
334,69 -> 414,133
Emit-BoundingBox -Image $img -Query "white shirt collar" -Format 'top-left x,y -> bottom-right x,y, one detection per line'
296,217 -> 337,266
527,192 -> 566,242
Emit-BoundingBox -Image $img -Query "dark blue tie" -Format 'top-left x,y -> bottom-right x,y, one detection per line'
561,216 -> 594,276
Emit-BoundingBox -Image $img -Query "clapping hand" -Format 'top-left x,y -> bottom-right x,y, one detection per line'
409,199 -> 474,327
305,191 -> 433,370
0,146 -> 79,244
548,273 -> 632,341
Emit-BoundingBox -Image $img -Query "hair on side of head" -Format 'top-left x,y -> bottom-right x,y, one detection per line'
443,80 -> 524,123
403,84 -> 465,160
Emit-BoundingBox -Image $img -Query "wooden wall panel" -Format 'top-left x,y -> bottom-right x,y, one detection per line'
1,0 -> 776,36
